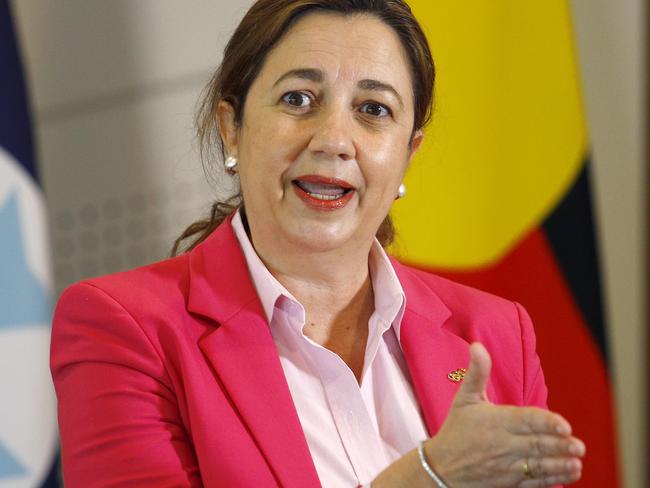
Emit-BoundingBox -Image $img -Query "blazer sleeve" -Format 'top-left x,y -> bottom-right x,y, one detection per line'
50,282 -> 202,487
515,302 -> 566,488
514,301 -> 549,408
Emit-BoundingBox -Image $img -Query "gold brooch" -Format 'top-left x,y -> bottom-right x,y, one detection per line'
447,368 -> 467,382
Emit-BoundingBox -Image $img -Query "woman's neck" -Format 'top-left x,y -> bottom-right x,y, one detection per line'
244,212 -> 376,381
257,236 -> 373,318
255,232 -> 374,382
240,207 -> 375,313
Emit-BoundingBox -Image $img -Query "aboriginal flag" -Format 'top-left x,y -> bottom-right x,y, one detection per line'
393,2 -> 620,486
0,1 -> 60,486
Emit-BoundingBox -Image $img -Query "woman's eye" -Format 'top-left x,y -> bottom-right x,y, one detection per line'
282,92 -> 312,108
360,102 -> 390,118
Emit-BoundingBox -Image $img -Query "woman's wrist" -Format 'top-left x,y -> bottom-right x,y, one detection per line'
418,441 -> 450,487
371,443 -> 444,488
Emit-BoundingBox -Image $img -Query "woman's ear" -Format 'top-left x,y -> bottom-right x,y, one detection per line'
217,100 -> 238,155
408,129 -> 424,160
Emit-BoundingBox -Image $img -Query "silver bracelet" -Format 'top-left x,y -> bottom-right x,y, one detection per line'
417,441 -> 449,488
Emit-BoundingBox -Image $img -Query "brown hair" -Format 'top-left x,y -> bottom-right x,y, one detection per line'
171,0 -> 435,256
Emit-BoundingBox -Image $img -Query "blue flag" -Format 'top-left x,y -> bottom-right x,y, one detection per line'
0,1 -> 60,486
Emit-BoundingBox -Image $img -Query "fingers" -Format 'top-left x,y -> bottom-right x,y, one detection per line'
519,472 -> 582,488
454,342 -> 492,404
517,457 -> 583,487
505,406 -> 573,436
514,434 -> 586,458
513,435 -> 584,487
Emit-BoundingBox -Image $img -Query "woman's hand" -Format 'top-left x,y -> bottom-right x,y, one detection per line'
372,343 -> 585,488
425,342 -> 584,487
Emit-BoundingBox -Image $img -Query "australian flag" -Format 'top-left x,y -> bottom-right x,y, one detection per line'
0,1 -> 60,486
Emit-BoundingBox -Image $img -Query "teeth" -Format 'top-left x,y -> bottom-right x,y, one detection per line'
308,192 -> 341,201
296,180 -> 346,196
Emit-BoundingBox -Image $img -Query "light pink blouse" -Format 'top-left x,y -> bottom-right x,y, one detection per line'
232,211 -> 429,487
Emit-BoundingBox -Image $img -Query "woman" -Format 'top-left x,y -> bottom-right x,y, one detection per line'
51,1 -> 585,486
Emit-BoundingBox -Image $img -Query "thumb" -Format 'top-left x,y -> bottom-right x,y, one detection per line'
453,342 -> 492,406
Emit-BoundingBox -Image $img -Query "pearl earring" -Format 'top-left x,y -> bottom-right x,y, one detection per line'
224,155 -> 238,174
397,183 -> 406,199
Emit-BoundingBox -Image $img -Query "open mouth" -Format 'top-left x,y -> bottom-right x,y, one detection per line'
293,180 -> 352,200
291,176 -> 355,209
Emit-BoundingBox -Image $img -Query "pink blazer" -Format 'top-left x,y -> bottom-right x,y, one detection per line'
51,217 -> 549,487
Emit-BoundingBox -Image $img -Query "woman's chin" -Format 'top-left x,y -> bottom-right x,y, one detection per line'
283,220 -> 362,254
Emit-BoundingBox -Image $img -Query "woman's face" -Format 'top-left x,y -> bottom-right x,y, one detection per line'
220,12 -> 423,254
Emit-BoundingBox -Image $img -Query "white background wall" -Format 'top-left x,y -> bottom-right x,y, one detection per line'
10,1 -> 646,486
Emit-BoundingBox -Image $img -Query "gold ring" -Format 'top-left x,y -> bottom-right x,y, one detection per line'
523,459 -> 534,478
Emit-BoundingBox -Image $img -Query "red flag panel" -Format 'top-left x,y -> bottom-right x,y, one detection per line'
403,227 -> 619,487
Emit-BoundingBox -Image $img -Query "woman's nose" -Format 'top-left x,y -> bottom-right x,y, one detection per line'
307,108 -> 356,161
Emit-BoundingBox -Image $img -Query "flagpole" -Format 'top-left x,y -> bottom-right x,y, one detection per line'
646,0 -> 649,483
645,0 -> 650,485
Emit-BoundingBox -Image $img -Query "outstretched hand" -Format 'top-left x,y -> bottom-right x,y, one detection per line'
425,343 -> 585,487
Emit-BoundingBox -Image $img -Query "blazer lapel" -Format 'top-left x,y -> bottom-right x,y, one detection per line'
392,260 -> 497,435
188,218 -> 320,488
400,308 -> 470,434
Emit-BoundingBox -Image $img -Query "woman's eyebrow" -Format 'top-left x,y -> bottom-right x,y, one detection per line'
358,79 -> 404,109
273,68 -> 323,87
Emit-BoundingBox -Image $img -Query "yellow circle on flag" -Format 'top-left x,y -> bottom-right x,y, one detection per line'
391,1 -> 587,268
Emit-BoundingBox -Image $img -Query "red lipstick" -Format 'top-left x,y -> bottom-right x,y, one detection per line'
292,175 -> 356,211
294,175 -> 354,189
